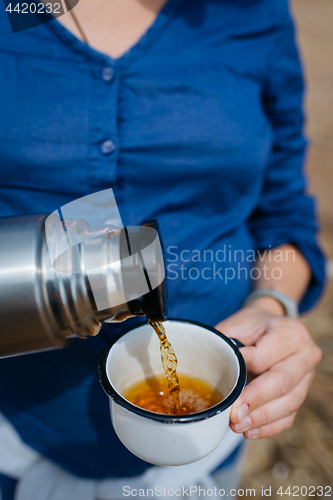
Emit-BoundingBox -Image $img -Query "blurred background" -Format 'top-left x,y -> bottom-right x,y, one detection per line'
240,0 -> 333,494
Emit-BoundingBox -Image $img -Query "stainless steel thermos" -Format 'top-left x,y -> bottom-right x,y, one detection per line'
0,214 -> 167,358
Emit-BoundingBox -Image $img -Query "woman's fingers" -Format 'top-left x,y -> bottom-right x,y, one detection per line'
241,318 -> 313,375
215,307 -> 276,346
230,371 -> 314,434
243,413 -> 297,439
217,310 -> 322,440
230,346 -> 320,425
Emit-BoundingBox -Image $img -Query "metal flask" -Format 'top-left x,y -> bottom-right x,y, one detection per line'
0,214 -> 167,358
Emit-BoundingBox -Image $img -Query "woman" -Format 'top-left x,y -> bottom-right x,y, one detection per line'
0,0 -> 324,498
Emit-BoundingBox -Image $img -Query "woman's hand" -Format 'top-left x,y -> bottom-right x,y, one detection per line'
214,302 -> 322,439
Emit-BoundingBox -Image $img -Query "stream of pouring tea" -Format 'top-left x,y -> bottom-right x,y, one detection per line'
148,321 -> 180,413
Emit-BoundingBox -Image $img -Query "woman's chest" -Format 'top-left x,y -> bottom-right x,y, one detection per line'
0,53 -> 272,195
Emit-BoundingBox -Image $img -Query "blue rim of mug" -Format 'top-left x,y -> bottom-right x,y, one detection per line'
98,318 -> 246,424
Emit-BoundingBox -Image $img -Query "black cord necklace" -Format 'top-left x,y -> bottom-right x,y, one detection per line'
68,7 -> 90,45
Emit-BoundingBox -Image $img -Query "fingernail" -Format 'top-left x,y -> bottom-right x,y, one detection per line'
237,403 -> 250,423
247,428 -> 260,439
235,416 -> 252,432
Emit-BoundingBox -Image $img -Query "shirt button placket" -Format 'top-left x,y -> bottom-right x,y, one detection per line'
90,60 -> 120,189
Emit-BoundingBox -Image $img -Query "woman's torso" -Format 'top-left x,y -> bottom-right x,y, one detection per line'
0,0 -> 276,477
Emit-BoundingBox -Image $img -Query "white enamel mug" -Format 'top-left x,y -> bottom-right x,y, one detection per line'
99,319 -> 246,466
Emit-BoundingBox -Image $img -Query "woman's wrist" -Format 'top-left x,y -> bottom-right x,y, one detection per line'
248,296 -> 285,316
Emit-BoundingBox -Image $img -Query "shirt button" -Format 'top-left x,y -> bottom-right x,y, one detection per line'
100,139 -> 117,155
101,67 -> 115,83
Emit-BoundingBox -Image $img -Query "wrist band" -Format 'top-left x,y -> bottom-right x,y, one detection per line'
242,288 -> 299,318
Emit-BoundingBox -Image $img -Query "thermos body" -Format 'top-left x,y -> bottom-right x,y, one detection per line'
0,214 -> 61,356
0,214 -> 167,358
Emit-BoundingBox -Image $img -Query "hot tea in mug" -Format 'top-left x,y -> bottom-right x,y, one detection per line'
99,319 -> 246,466
123,372 -> 224,415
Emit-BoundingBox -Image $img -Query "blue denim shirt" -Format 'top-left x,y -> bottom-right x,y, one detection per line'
0,0 -> 325,478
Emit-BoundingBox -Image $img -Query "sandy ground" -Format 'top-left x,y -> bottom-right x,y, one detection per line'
239,1 -> 333,496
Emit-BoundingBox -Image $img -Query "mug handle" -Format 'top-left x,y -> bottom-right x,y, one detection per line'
230,338 -> 249,387
230,338 -> 244,348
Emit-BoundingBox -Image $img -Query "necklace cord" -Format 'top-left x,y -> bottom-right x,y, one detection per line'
68,7 -> 90,45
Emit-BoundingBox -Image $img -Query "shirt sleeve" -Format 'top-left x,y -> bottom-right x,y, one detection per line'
247,0 -> 326,313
